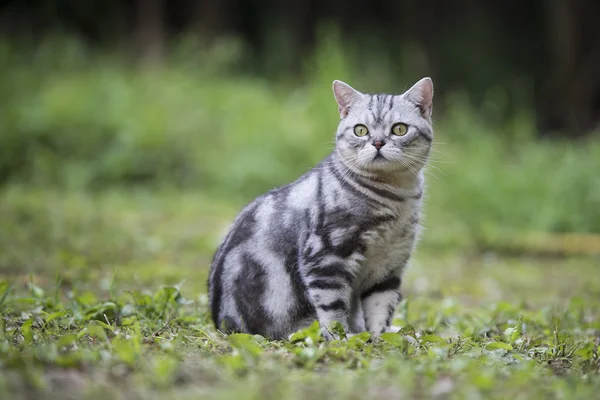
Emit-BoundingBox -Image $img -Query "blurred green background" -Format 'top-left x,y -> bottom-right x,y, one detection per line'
1,2 -> 600,398
1,0 -> 600,282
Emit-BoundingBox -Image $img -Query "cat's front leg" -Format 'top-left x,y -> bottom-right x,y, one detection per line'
304,262 -> 355,340
361,272 -> 402,338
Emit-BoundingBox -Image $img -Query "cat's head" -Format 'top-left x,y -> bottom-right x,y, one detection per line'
332,78 -> 434,174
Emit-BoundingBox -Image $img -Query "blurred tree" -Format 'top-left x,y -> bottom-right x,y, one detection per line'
0,0 -> 599,136
134,0 -> 164,67
190,0 -> 232,42
538,0 -> 600,137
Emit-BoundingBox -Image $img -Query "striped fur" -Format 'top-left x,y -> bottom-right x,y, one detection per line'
208,78 -> 434,340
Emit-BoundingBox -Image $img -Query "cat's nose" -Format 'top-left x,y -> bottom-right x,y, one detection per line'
372,140 -> 385,150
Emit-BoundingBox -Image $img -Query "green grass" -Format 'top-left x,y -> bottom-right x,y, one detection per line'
1,189 -> 599,399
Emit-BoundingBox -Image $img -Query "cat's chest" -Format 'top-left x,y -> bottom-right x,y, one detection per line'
356,208 -> 419,287
363,215 -> 416,256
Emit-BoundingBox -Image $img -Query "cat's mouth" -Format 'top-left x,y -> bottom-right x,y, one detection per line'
373,153 -> 387,161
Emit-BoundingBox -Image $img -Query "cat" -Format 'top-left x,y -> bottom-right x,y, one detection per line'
208,77 -> 434,340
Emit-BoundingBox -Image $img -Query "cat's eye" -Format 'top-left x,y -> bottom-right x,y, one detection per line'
353,124 -> 369,137
391,123 -> 408,136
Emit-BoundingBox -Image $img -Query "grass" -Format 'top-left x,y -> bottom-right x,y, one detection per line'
1,188 -> 599,399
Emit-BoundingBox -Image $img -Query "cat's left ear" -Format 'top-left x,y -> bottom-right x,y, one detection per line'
332,80 -> 364,119
404,77 -> 434,119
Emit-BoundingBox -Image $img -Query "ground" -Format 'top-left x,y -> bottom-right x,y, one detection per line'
0,188 -> 599,400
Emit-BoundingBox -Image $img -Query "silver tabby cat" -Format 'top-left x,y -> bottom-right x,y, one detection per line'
208,77 -> 434,340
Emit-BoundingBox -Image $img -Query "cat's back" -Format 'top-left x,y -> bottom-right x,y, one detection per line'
208,163 -> 325,336
211,164 -> 325,263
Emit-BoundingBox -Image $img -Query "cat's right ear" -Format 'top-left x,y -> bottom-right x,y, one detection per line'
403,77 -> 434,119
332,80 -> 364,119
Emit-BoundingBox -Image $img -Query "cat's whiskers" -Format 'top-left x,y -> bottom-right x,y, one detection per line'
400,153 -> 445,180
428,146 -> 449,160
400,158 -> 421,179
378,147 -> 421,178
404,149 -> 453,164
401,149 -> 448,170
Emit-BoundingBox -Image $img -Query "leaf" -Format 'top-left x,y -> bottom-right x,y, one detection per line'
130,322 -> 143,355
348,331 -> 372,348
28,275 -> 44,298
228,333 -> 262,358
289,320 -> 320,344
0,281 -> 12,309
574,342 -> 594,360
120,304 -> 136,317
76,291 -> 98,306
289,330 -> 308,343
86,322 -> 109,341
120,317 -> 138,326
328,321 -> 347,338
153,286 -> 180,311
21,319 -> 34,344
504,317 -> 523,344
43,311 -> 67,328
486,341 -> 513,351
57,333 -> 78,348
85,302 -> 118,322
420,335 -> 447,345
398,325 -> 417,338
91,320 -> 115,333
504,328 -> 518,342
380,332 -> 405,347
